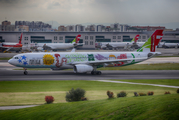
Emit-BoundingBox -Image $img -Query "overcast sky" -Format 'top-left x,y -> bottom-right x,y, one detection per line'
0,0 -> 179,29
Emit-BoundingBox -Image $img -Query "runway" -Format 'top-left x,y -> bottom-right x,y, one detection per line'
0,67 -> 179,81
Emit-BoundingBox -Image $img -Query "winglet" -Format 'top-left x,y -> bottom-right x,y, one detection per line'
136,30 -> 163,52
131,34 -> 139,43
19,33 -> 23,44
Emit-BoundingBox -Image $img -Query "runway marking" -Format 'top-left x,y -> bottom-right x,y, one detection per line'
95,80 -> 179,88
0,105 -> 39,110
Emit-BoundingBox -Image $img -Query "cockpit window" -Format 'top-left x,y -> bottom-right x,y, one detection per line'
14,57 -> 19,59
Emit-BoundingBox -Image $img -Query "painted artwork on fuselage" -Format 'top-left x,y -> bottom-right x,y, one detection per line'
54,53 -> 67,67
65,53 -> 87,63
29,59 -> 41,65
117,53 -> 127,59
88,54 -> 95,61
18,55 -> 28,66
43,54 -> 54,65
109,54 -> 116,60
95,54 -> 108,60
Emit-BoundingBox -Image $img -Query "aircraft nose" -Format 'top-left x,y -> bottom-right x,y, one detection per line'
8,59 -> 13,65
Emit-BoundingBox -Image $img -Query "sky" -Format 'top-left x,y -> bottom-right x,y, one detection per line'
0,0 -> 179,29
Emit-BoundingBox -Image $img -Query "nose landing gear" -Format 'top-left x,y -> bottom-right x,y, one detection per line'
23,68 -> 28,75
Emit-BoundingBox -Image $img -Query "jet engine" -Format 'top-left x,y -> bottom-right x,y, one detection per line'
73,64 -> 93,73
37,47 -> 43,51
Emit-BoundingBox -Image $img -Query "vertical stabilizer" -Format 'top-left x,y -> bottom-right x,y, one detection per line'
71,34 -> 81,44
19,33 -> 23,44
136,30 -> 163,52
131,34 -> 139,43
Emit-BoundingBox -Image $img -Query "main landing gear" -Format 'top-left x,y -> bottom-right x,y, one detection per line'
23,68 -> 28,75
91,66 -> 102,75
91,71 -> 101,75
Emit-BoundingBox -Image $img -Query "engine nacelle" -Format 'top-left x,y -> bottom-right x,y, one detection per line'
37,47 -> 43,51
73,64 -> 93,73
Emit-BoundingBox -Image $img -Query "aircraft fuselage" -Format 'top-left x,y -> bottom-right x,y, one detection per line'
8,52 -> 148,69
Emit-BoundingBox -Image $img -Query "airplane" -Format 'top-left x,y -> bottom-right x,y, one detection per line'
100,34 -> 140,50
27,35 -> 81,51
0,33 -> 23,53
8,30 -> 163,75
158,42 -> 179,48
136,41 -> 179,49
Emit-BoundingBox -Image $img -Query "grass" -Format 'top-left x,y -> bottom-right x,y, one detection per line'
0,94 -> 178,120
13,63 -> 179,70
0,57 -> 11,60
0,80 -> 179,119
0,80 -> 178,106
116,79 -> 179,86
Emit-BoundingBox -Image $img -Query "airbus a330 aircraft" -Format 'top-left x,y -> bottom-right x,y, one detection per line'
0,33 -> 23,53
8,30 -> 163,75
28,35 -> 81,51
101,34 -> 140,50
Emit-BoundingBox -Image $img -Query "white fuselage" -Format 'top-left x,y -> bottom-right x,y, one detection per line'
2,42 -> 19,45
163,43 -> 179,48
101,42 -> 134,48
30,43 -> 75,50
0,42 -> 22,52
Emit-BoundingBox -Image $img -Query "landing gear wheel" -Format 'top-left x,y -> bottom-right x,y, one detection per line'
97,71 -> 101,75
91,71 -> 102,75
91,71 -> 94,75
24,71 -> 28,75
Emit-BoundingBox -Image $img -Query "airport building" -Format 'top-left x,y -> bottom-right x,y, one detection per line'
0,31 -> 179,49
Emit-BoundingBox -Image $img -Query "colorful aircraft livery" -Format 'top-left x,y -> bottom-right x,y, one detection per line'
8,30 -> 163,75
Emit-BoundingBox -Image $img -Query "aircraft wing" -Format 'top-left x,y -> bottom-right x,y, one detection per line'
76,43 -> 84,46
0,46 -> 9,49
43,45 -> 53,50
2,47 -> 12,50
106,43 -> 113,47
69,57 -> 147,66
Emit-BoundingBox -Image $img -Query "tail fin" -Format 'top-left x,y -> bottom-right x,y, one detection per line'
19,33 -> 23,44
131,34 -> 139,43
136,30 -> 163,52
71,34 -> 81,44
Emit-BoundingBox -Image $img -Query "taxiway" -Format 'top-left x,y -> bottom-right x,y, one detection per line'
0,68 -> 179,81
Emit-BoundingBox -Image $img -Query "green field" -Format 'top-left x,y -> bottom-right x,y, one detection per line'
0,80 -> 179,119
0,95 -> 178,120
0,57 -> 11,60
0,80 -> 179,106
